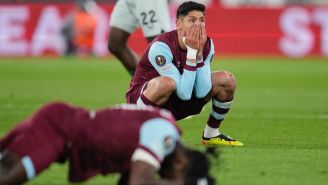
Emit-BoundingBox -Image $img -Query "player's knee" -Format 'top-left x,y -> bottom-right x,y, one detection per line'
158,77 -> 176,94
149,77 -> 176,96
212,71 -> 236,92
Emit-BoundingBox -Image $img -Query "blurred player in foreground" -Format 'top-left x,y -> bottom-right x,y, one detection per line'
0,102 -> 215,185
126,1 -> 243,146
108,0 -> 171,75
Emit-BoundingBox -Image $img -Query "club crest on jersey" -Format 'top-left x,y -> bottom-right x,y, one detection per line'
155,55 -> 166,67
163,136 -> 173,149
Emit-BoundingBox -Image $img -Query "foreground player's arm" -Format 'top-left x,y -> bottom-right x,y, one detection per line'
148,42 -> 197,100
0,150 -> 28,185
129,161 -> 183,185
129,118 -> 183,185
194,39 -> 215,98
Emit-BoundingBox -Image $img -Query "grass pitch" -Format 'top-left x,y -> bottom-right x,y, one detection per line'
0,57 -> 327,185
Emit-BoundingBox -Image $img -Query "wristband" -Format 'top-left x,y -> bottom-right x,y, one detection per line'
183,37 -> 198,60
186,59 -> 197,67
187,48 -> 198,60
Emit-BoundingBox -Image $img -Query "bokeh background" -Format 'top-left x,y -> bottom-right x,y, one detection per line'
1,0 -> 328,57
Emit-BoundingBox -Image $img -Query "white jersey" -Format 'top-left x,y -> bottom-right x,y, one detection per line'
109,0 -> 172,37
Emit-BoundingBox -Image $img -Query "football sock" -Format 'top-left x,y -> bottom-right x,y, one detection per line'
204,99 -> 233,138
137,93 -> 157,107
204,124 -> 220,138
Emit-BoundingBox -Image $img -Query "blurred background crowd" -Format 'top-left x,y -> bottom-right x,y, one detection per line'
0,0 -> 327,57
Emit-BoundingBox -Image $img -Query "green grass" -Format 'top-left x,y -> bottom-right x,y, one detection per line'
0,56 -> 327,185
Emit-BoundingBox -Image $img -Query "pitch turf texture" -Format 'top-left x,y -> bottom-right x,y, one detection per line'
0,57 -> 327,185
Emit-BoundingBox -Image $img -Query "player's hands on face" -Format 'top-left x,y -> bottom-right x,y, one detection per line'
184,24 -> 201,50
198,23 -> 207,56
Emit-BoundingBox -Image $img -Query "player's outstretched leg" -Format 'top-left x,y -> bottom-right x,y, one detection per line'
201,71 -> 243,146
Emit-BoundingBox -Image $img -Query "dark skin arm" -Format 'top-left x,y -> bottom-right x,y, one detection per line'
128,161 -> 183,185
129,142 -> 188,185
108,27 -> 139,76
108,27 -> 158,76
0,150 -> 27,185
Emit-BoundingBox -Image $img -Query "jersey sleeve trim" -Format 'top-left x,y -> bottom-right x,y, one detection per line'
184,64 -> 197,71
131,148 -> 161,170
139,118 -> 180,162
21,156 -> 36,180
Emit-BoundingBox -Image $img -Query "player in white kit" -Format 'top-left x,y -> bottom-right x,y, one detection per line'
108,0 -> 172,75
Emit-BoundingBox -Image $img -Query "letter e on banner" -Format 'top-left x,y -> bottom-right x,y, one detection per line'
0,6 -> 29,55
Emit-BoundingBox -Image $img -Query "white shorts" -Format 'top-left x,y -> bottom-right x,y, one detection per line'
109,0 -> 172,37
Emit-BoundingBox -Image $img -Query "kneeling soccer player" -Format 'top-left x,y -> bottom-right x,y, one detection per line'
0,102 -> 215,185
126,1 -> 243,146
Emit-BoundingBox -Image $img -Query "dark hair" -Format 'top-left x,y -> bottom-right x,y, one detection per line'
176,1 -> 206,19
159,148 -> 216,185
185,149 -> 210,177
158,148 -> 179,178
184,148 -> 218,185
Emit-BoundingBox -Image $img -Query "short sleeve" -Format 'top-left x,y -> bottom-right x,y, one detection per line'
131,118 -> 180,169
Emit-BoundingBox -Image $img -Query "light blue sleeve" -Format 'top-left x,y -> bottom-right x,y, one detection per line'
148,41 -> 196,100
194,39 -> 215,98
139,118 -> 180,161
21,156 -> 36,180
